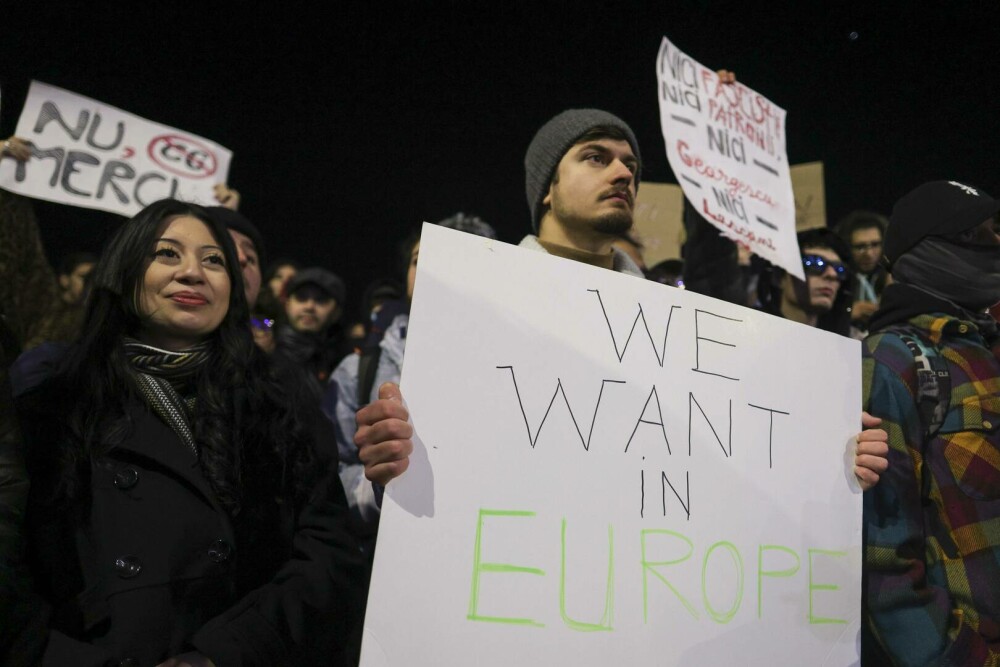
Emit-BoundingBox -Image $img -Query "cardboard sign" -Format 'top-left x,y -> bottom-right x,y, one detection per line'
361,225 -> 863,666
656,37 -> 803,279
791,161 -> 827,231
632,181 -> 685,267
0,81 -> 231,217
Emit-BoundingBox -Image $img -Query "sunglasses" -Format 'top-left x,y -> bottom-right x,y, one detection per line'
801,254 -> 847,281
251,317 -> 275,331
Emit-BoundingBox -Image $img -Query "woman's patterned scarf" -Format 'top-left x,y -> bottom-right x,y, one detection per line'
123,338 -> 211,458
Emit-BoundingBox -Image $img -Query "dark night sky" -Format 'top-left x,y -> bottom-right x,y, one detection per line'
3,2 -> 997,315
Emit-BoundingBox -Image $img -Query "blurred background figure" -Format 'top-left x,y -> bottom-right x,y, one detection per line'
273,267 -> 347,403
55,252 -> 96,307
344,278 -> 404,353
646,258 -> 684,288
205,206 -> 265,308
327,213 -> 495,559
264,258 -> 300,302
0,140 -> 61,353
258,257 -> 300,330
836,210 -> 891,338
249,300 -> 281,355
22,250 -> 97,351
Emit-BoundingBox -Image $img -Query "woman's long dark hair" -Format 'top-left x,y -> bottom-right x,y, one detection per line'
57,199 -> 317,513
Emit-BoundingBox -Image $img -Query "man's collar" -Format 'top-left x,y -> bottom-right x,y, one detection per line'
536,238 -> 614,270
518,235 -> 645,278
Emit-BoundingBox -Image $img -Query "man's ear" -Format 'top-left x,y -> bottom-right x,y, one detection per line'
542,183 -> 553,207
58,274 -> 70,291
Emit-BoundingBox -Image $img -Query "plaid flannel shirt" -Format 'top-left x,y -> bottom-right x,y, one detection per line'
863,313 -> 1000,666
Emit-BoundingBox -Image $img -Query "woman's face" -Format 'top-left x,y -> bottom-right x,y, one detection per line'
269,264 -> 297,298
137,215 -> 231,350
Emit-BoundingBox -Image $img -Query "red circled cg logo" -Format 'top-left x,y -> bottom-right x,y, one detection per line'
147,135 -> 218,179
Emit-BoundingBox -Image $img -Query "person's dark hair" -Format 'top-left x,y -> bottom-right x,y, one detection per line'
57,251 -> 98,278
263,257 -> 301,290
55,199 -> 317,513
647,258 -> 684,286
797,227 -> 850,262
359,278 -> 403,319
834,210 -> 888,248
397,228 -> 422,281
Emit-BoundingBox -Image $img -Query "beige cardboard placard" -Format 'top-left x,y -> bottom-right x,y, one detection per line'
790,161 -> 826,231
632,182 -> 685,267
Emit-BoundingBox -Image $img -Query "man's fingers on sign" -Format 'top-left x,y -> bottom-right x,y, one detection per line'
355,382 -> 414,486
855,411 -> 889,490
1,136 -> 32,161
716,69 -> 737,85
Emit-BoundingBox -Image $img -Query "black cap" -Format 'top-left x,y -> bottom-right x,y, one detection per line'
204,206 -> 266,267
285,267 -> 346,305
885,181 -> 1000,265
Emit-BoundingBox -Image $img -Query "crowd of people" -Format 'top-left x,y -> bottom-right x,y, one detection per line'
1,75 -> 998,666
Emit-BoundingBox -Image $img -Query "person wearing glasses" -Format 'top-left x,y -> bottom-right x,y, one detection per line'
759,227 -> 854,337
836,211 -> 891,337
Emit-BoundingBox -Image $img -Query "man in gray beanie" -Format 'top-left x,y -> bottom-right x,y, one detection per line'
351,103 -> 890,513
518,108 -> 645,277
861,180 -> 1000,665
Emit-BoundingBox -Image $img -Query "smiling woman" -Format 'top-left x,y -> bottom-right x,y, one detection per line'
137,215 -> 232,350
13,200 -> 366,666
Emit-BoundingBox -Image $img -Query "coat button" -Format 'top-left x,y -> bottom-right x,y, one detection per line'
114,556 -> 142,579
113,467 -> 140,490
117,659 -> 139,667
208,539 -> 232,563
958,324 -> 969,334
984,420 -> 994,430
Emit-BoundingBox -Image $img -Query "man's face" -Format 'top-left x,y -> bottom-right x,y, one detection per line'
543,137 -> 637,239
228,229 -> 261,308
784,246 -> 844,313
850,227 -> 883,273
59,262 -> 95,305
286,284 -> 337,333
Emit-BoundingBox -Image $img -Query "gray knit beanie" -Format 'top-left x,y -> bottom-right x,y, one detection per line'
524,108 -> 642,232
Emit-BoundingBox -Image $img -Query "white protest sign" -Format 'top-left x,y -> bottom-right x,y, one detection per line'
656,37 -> 803,280
0,81 -> 231,217
361,225 -> 862,666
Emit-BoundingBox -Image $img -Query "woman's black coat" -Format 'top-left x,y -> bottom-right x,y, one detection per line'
14,384 -> 368,667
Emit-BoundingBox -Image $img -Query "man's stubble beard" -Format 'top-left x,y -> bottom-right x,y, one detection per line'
551,196 -> 633,238
593,212 -> 633,236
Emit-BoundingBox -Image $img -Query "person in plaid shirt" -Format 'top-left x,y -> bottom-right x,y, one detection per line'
863,180 -> 1000,665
